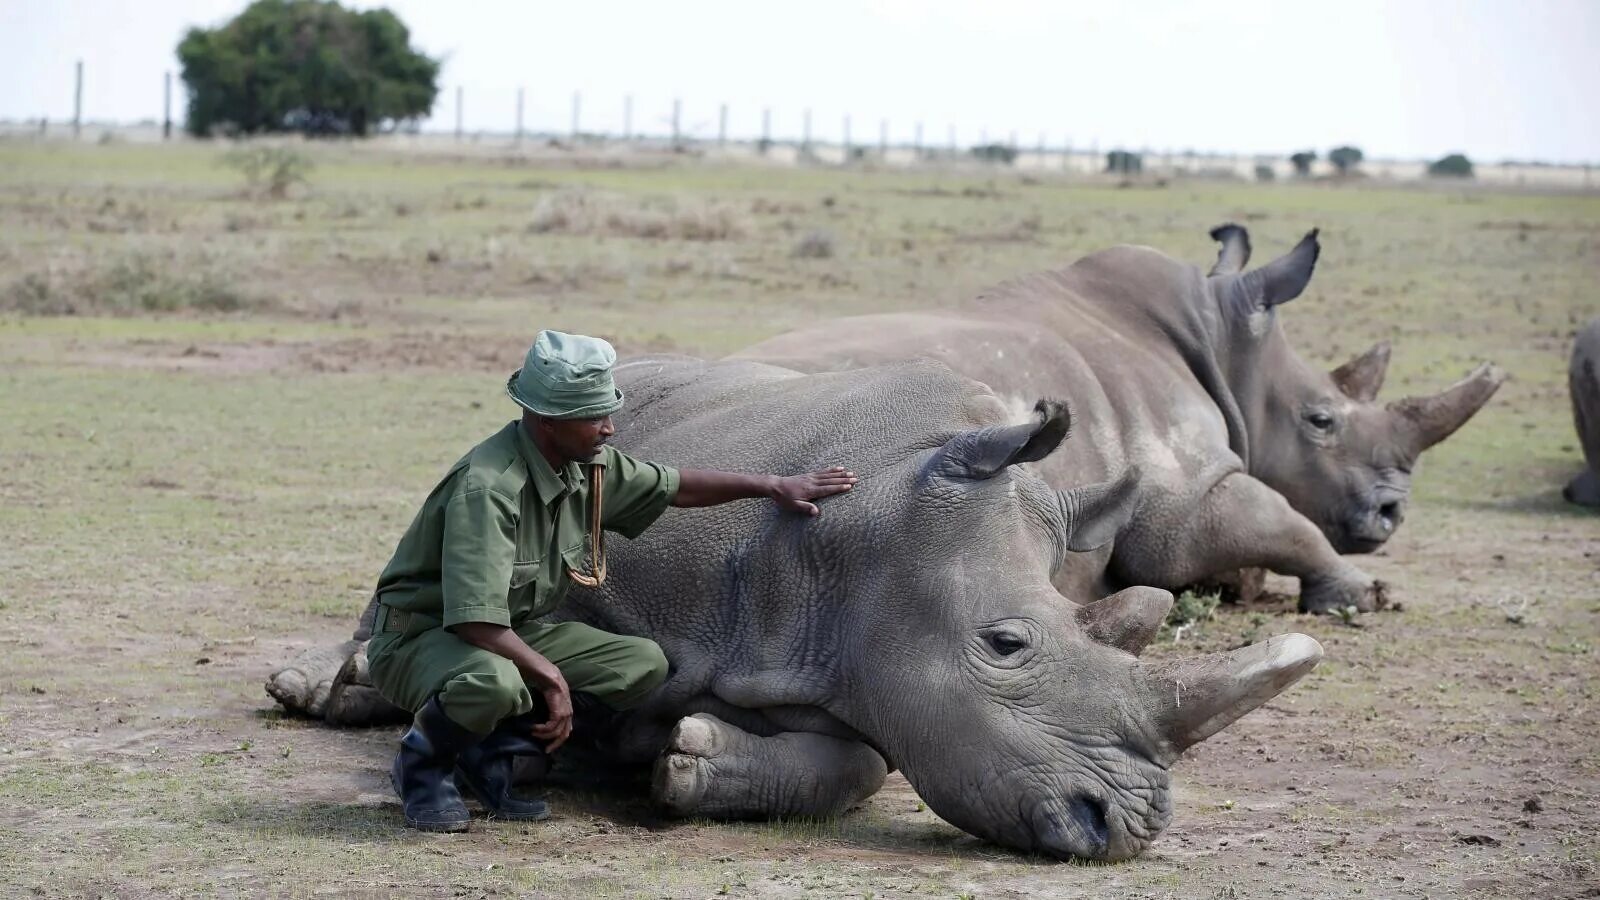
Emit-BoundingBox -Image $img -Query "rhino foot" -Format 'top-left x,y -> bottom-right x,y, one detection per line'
651,714 -> 726,816
650,713 -> 888,820
1565,470 -> 1600,508
265,639 -> 363,717
1299,571 -> 1389,615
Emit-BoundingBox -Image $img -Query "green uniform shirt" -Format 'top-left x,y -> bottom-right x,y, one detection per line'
374,421 -> 680,629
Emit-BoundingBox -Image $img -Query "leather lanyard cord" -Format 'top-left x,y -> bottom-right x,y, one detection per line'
568,463 -> 606,588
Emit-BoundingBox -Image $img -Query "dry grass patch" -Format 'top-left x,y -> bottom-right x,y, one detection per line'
528,187 -> 750,241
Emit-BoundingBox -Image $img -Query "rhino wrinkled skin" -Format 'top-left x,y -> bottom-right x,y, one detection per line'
1567,318 -> 1600,507
737,225 -> 1505,613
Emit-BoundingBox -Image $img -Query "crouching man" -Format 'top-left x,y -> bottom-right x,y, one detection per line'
367,330 -> 856,831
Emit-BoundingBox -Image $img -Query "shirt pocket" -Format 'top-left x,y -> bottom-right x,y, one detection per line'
510,559 -> 541,590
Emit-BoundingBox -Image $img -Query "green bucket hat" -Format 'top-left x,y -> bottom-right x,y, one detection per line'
506,330 -> 625,419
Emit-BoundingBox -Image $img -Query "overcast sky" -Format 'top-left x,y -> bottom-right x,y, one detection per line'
2,0 -> 1597,163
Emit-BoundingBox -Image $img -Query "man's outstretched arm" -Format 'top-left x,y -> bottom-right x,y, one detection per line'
672,466 -> 857,516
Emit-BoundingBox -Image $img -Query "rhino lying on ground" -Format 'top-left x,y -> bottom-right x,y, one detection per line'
268,356 -> 1322,861
737,225 -> 1505,612
1567,317 -> 1600,507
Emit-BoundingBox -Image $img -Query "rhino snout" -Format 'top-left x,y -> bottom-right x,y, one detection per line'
1335,494 -> 1407,554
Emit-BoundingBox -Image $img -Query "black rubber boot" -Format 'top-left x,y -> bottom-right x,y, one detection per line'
455,712 -> 552,821
390,696 -> 478,832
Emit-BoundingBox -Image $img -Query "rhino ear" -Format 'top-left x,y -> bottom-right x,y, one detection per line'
933,399 -> 1072,480
1220,229 -> 1320,314
1331,341 -> 1391,402
1207,223 -> 1252,276
1058,465 -> 1141,551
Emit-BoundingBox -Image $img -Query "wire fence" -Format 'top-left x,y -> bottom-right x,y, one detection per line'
2,63 -> 1595,190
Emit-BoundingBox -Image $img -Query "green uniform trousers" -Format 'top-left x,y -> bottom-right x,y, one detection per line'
366,606 -> 669,735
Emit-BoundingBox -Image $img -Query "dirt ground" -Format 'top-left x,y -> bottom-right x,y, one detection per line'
1,141 -> 1597,898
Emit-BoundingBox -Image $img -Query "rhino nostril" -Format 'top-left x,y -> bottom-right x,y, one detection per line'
1033,795 -> 1110,860
1377,501 -> 1401,530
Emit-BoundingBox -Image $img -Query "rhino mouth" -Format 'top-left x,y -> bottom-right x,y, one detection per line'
1330,499 -> 1405,554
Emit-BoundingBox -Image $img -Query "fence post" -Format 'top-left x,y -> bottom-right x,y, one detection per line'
73,60 -> 83,139
454,86 -> 463,142
879,118 -> 888,158
1063,140 -> 1073,172
163,71 -> 173,140
623,95 -> 633,141
718,103 -> 727,147
671,98 -> 682,148
514,87 -> 524,146
571,91 -> 581,140
948,124 -> 956,156
843,115 -> 851,162
761,107 -> 771,154
913,121 -> 923,158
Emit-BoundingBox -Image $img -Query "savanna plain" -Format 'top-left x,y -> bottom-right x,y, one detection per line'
0,140 -> 1596,899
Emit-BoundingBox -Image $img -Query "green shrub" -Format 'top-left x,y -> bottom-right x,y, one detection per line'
1105,149 -> 1142,175
1329,145 -> 1364,175
1289,151 -> 1316,177
221,145 -> 313,199
970,144 -> 1018,165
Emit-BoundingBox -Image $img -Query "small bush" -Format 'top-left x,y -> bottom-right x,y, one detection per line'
1429,153 -> 1474,178
1289,151 -> 1316,177
793,229 -> 837,259
221,145 -> 314,199
969,144 -> 1018,165
1254,164 -> 1276,182
528,189 -> 748,241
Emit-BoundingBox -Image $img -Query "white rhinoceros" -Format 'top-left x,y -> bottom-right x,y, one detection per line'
735,226 -> 1505,613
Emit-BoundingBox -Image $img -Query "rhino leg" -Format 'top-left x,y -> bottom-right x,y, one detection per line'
324,643 -> 410,726
265,639 -> 363,718
651,713 -> 887,820
1127,473 -> 1387,614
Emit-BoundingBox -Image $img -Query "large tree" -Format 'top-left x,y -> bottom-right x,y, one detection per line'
178,0 -> 439,137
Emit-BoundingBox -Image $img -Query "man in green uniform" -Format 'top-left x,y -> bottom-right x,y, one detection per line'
366,330 -> 856,832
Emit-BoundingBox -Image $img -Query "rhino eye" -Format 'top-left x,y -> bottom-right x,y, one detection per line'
1306,411 -> 1335,431
987,632 -> 1028,656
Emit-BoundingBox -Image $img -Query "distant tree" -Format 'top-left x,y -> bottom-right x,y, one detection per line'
1105,149 -> 1143,175
1289,151 -> 1316,177
1428,153 -> 1474,178
178,0 -> 439,137
1254,163 -> 1276,182
1328,145 -> 1364,175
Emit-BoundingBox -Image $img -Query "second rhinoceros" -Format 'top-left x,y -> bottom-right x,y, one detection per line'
737,226 -> 1504,612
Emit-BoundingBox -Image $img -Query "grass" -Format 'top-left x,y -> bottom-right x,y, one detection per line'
1,139 -> 1597,898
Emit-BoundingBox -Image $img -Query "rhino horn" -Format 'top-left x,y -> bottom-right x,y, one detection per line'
1076,586 -> 1171,655
1223,229 -> 1321,312
933,398 -> 1072,480
1330,341 -> 1392,402
1148,633 -> 1323,753
1207,223 -> 1252,276
1059,465 -> 1141,551
1388,363 -> 1507,453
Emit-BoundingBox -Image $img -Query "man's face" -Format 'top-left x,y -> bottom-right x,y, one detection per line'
543,415 -> 616,463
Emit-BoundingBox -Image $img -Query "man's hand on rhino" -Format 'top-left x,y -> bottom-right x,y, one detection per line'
673,466 -> 857,514
770,466 -> 857,516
